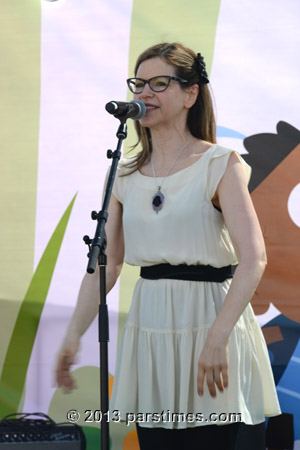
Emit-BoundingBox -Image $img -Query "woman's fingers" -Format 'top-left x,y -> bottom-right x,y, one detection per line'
212,369 -> 224,393
197,345 -> 229,397
198,365 -> 227,397
56,353 -> 71,390
205,366 -> 217,397
55,342 -> 79,393
220,364 -> 229,389
197,362 -> 205,396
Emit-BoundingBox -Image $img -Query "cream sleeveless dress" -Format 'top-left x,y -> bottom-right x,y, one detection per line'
109,144 -> 281,429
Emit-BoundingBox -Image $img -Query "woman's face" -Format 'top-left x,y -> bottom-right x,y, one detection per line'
133,57 -> 191,131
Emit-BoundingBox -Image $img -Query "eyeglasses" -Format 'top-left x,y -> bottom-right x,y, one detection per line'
127,75 -> 188,94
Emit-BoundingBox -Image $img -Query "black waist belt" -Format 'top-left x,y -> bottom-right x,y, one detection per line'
140,263 -> 235,282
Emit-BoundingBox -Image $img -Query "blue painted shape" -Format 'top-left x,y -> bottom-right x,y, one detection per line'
277,338 -> 300,440
269,350 -> 275,364
216,126 -> 246,139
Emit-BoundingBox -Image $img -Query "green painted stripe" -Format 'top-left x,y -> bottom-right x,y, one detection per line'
0,1 -> 41,373
118,0 -> 222,346
0,195 -> 77,417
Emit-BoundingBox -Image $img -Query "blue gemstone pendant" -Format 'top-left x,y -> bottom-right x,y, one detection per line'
152,188 -> 165,213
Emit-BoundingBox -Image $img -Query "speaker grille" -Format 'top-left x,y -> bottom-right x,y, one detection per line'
0,442 -> 81,449
0,422 -> 85,450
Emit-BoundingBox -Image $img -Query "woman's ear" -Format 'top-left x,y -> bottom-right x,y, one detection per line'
184,84 -> 199,109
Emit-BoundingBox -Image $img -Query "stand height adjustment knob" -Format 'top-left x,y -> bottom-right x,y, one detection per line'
83,235 -> 92,257
91,211 -> 98,220
83,235 -> 91,244
107,150 -> 113,158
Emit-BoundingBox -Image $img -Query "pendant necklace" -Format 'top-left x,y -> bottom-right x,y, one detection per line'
151,136 -> 192,213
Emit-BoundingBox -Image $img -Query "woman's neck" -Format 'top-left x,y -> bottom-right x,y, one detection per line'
150,126 -> 192,163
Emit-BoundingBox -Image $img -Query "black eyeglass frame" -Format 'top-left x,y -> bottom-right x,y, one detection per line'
126,75 -> 189,94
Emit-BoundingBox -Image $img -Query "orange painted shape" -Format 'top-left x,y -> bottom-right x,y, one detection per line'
251,144 -> 300,322
262,326 -> 284,345
123,429 -> 140,449
109,376 -> 114,399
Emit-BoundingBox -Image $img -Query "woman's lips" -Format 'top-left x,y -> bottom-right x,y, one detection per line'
145,104 -> 159,112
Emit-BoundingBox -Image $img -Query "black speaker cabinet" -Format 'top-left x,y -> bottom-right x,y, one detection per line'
0,420 -> 86,449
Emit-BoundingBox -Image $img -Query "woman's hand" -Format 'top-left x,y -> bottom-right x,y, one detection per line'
55,334 -> 80,394
197,331 -> 229,397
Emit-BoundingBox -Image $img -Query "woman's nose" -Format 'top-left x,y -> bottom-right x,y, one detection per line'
138,83 -> 154,99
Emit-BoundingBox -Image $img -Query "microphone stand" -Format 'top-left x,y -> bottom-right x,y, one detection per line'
83,116 -> 128,450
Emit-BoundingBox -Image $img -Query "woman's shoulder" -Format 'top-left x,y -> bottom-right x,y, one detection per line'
118,154 -> 137,166
117,155 -> 139,174
207,143 -> 237,158
192,140 -> 237,160
205,143 -> 252,187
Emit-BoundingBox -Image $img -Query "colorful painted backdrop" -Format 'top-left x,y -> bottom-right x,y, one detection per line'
0,0 -> 299,448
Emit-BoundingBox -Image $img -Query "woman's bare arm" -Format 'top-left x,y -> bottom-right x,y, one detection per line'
56,191 -> 124,392
197,152 -> 267,397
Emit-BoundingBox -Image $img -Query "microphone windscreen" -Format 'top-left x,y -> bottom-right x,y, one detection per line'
131,100 -> 146,120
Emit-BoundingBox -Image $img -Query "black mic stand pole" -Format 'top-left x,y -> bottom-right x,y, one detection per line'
83,117 -> 128,450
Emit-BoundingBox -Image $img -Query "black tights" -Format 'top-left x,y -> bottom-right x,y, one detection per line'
136,421 -> 265,450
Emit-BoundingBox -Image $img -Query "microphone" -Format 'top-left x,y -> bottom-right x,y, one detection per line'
105,100 -> 146,120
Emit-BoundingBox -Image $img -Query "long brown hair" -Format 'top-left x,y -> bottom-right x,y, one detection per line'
123,42 -> 216,175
